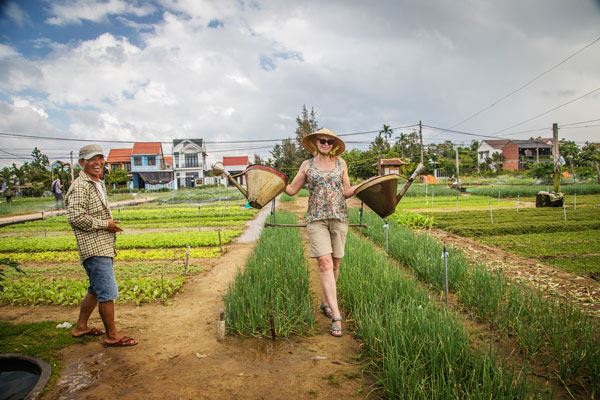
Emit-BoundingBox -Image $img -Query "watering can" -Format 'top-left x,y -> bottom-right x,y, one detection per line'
354,163 -> 425,218
211,162 -> 288,209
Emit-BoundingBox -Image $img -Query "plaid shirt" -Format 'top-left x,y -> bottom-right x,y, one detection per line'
66,171 -> 116,262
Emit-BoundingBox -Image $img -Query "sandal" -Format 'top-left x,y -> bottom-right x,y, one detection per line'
330,317 -> 343,337
102,336 -> 138,347
71,327 -> 105,338
319,303 -> 333,319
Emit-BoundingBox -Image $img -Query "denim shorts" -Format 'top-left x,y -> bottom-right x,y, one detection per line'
83,256 -> 119,302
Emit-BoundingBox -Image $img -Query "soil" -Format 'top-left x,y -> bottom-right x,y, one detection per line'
1,196 -> 597,399
0,201 -> 374,400
426,229 -> 600,317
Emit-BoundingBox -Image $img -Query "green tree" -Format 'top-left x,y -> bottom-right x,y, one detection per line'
294,105 -> 319,161
104,168 -> 129,188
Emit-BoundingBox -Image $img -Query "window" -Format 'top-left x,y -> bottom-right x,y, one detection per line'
185,154 -> 198,168
174,152 -> 179,168
133,157 -> 142,166
148,156 -> 156,166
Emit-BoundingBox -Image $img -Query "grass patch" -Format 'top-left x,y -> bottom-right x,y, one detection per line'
0,320 -> 90,390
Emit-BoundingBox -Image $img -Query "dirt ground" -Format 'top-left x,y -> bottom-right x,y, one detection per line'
2,197 -> 597,399
1,200 -> 374,400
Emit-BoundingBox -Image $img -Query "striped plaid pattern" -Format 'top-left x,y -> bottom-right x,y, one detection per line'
66,171 -> 116,262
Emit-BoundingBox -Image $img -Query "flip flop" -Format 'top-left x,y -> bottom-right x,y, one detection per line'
102,336 -> 138,347
72,327 -> 105,338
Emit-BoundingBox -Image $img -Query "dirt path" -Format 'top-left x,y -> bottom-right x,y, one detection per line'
427,229 -> 600,316
2,201 -> 371,400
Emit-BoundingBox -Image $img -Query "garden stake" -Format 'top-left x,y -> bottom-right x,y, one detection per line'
563,203 -> 567,221
41,211 -> 46,237
574,193 -> 577,211
117,207 -> 121,223
489,201 -> 494,224
184,245 -> 190,275
217,309 -> 225,341
517,194 -> 520,212
455,190 -> 459,211
270,198 -> 276,225
218,230 -> 223,254
431,191 -> 434,207
358,201 -> 364,226
384,218 -> 389,254
198,207 -> 201,231
443,242 -> 449,307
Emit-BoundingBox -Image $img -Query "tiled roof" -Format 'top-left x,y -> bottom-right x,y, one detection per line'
132,142 -> 162,155
223,156 -> 249,166
164,156 -> 173,167
481,139 -> 510,149
379,158 -> 407,166
107,148 -> 132,163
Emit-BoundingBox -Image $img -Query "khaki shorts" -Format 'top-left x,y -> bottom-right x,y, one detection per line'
307,219 -> 349,258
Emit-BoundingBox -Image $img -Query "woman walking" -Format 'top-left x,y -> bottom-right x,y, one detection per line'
285,128 -> 357,337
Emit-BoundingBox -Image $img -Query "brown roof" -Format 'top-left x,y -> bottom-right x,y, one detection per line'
379,158 -> 407,166
223,156 -> 249,166
482,139 -> 510,149
132,142 -> 162,155
107,148 -> 132,163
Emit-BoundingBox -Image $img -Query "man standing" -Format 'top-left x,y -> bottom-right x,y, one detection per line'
51,177 -> 64,208
66,144 -> 137,347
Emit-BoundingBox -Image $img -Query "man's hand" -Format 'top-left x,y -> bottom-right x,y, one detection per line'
107,219 -> 123,232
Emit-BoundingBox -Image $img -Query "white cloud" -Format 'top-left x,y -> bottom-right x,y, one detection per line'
12,98 -> 49,119
46,0 -> 155,25
1,0 -> 599,168
3,2 -> 31,27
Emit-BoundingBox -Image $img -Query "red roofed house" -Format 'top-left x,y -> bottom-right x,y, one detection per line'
222,156 -> 249,186
130,142 -> 174,190
107,148 -> 133,172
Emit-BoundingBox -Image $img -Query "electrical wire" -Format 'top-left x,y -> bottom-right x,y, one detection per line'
497,86 -> 600,134
450,34 -> 600,129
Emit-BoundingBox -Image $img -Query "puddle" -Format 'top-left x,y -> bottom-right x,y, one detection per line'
56,352 -> 109,400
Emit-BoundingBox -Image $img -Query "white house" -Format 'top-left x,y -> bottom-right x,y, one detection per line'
172,139 -> 207,189
477,139 -> 509,167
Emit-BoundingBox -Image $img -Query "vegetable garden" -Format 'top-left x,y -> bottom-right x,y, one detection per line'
0,201 -> 255,306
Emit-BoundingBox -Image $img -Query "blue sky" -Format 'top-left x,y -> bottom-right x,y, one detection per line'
0,0 -> 599,166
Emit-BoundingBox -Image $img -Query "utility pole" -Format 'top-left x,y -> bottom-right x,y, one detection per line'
552,123 -> 560,193
70,151 -> 75,183
419,120 -> 424,165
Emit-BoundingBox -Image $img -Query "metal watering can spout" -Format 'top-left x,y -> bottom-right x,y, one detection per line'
354,162 -> 425,219
211,162 -> 288,209
211,161 -> 248,198
396,162 -> 425,203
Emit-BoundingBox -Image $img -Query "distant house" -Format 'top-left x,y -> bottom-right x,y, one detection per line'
477,140 -> 510,168
222,156 -> 249,186
377,158 -> 407,175
172,139 -> 207,189
106,148 -> 133,172
130,142 -> 174,190
477,139 -> 552,171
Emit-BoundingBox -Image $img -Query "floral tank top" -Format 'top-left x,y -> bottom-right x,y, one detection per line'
306,158 -> 348,223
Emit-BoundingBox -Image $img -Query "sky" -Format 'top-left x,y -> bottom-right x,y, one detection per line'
0,0 -> 599,167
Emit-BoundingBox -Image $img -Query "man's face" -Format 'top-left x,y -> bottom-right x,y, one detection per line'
79,155 -> 105,180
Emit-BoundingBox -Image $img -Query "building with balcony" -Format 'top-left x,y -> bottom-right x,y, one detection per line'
172,139 -> 206,188
130,142 -> 174,190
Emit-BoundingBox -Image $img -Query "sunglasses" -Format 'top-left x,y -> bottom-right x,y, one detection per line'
318,138 -> 336,146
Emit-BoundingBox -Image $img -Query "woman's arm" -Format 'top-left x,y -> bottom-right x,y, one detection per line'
285,160 -> 308,196
340,158 -> 358,199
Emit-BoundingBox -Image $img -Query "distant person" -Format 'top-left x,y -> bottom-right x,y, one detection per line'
66,144 -> 137,347
284,128 -> 358,337
51,177 -> 64,208
2,182 -> 13,204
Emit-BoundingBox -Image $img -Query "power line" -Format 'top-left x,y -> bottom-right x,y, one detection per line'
497,86 -> 600,134
450,34 -> 600,129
